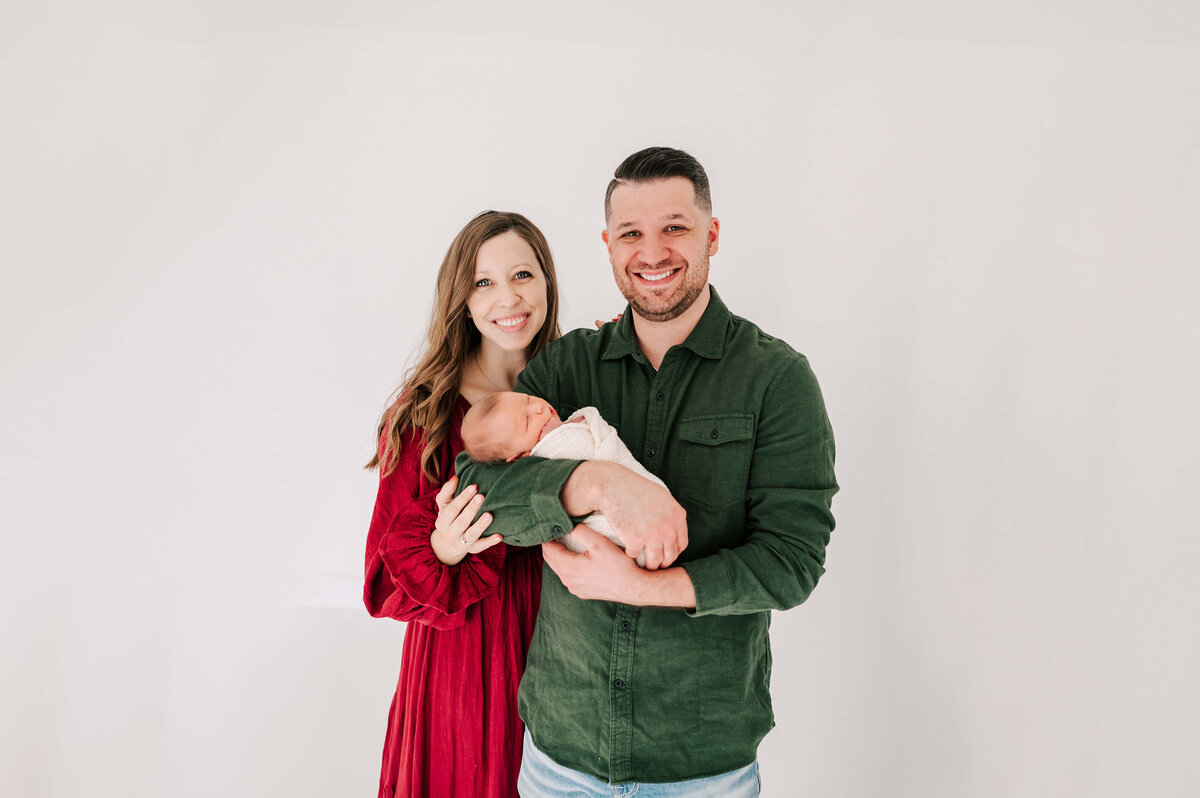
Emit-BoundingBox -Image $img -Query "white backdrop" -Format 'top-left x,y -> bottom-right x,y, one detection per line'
3,2 -> 1198,796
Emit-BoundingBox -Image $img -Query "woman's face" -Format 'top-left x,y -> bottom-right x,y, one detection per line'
466,230 -> 549,356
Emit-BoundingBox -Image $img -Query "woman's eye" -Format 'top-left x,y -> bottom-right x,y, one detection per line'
515,270 -> 533,280
474,278 -> 492,288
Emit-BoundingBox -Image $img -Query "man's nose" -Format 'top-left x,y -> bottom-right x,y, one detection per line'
637,234 -> 670,265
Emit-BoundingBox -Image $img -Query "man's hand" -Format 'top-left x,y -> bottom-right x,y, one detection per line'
563,462 -> 688,569
542,525 -> 696,608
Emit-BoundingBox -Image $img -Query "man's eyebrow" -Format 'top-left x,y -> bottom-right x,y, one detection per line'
614,213 -> 688,231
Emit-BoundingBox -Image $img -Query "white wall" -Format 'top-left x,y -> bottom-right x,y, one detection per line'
3,2 -> 1198,796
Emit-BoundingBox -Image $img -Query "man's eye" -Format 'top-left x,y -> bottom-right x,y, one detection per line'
666,225 -> 686,232
474,278 -> 492,288
620,231 -> 640,239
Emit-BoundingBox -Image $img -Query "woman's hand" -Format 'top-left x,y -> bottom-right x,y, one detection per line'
594,312 -> 623,329
430,475 -> 502,565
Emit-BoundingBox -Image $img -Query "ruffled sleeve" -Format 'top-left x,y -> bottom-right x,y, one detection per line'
363,401 -> 507,630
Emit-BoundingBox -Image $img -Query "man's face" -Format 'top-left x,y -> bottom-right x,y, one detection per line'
602,177 -> 720,322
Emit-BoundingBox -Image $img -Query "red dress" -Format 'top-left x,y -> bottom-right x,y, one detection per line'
364,396 -> 542,798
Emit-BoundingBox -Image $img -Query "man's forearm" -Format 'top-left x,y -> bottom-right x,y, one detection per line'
561,461 -> 689,569
560,461 -> 619,517
631,566 -> 697,609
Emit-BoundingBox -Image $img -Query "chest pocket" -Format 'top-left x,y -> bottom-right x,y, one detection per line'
674,414 -> 755,510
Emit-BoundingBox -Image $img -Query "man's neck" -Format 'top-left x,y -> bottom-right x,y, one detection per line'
632,284 -> 711,370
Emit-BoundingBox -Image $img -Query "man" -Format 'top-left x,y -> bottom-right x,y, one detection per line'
455,146 -> 838,796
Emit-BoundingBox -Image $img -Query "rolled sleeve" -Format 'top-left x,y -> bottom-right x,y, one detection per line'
680,556 -> 736,617
454,452 -> 582,547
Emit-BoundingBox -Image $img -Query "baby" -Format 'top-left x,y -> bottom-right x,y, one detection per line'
460,391 -> 669,567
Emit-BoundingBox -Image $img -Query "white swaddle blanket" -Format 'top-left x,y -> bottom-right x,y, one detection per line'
529,406 -> 668,567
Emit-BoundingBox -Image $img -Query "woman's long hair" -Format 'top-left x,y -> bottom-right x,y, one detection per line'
367,211 -> 562,481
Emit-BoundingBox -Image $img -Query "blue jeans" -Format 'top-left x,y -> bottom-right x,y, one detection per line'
518,730 -> 761,797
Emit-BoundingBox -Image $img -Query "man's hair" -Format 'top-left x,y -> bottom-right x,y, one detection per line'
604,146 -> 712,222
460,392 -> 512,464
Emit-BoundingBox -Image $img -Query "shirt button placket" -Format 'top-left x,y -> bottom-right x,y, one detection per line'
643,362 -> 674,477
609,608 -> 637,781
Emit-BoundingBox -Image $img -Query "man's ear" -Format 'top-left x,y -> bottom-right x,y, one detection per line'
707,217 -> 720,256
601,228 -> 612,257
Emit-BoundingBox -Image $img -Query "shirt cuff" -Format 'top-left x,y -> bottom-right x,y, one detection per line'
500,458 -> 582,547
680,555 -> 737,617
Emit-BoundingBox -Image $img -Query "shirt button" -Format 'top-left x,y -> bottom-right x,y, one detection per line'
553,525 -> 563,534
613,679 -> 625,689
656,391 -> 665,401
710,429 -> 719,439
647,449 -> 656,458
620,621 -> 631,631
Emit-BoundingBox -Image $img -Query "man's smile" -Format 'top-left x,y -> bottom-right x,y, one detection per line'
632,265 -> 684,287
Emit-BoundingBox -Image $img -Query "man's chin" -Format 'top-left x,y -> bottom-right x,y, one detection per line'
626,288 -> 702,323
630,303 -> 686,322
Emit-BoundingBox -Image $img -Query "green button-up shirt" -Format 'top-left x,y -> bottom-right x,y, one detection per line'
455,286 -> 837,783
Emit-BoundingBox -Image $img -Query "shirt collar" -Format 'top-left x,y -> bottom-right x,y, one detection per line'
601,285 -> 731,362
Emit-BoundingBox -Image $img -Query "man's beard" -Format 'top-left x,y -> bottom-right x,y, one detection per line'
616,255 -> 708,322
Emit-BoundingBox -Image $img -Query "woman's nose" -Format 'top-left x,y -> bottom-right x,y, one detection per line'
495,282 -> 518,306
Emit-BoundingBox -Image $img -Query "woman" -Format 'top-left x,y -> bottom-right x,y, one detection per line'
363,210 -> 561,798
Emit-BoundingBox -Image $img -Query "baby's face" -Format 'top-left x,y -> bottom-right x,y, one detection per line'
485,392 -> 559,461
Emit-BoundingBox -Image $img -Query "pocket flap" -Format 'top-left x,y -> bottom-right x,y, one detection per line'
677,414 -> 754,446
